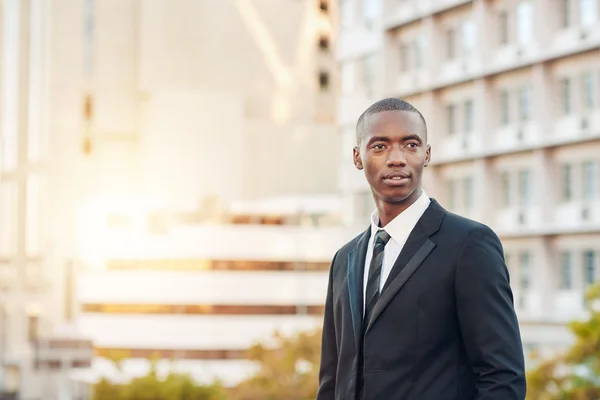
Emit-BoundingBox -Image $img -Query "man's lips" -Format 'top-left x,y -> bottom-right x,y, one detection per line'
383,173 -> 410,186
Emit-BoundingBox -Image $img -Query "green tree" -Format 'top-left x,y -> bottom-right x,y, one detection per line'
527,284 -> 600,399
92,356 -> 227,400
229,328 -> 322,400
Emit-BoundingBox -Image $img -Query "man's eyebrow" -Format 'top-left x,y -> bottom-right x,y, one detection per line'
367,136 -> 391,144
403,134 -> 423,144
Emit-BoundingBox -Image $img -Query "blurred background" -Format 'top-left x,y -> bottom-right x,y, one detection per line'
0,0 -> 598,399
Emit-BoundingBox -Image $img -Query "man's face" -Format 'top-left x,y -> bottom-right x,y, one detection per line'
353,110 -> 431,204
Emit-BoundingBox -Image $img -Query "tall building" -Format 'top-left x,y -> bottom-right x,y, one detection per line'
41,0 -> 341,391
337,0 -> 600,364
2,0 -> 341,396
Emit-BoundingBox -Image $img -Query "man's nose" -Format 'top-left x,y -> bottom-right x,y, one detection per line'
387,147 -> 406,167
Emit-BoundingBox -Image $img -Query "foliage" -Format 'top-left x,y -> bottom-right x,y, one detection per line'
228,328 -> 322,400
527,284 -> 600,400
92,356 -> 227,400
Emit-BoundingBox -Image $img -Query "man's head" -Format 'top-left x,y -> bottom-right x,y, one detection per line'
353,98 -> 431,207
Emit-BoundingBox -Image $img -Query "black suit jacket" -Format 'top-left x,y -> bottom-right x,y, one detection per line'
316,199 -> 526,400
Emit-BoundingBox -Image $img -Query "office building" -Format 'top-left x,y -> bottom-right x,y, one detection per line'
336,0 -> 600,363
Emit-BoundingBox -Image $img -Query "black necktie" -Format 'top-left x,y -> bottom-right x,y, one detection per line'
364,230 -> 391,330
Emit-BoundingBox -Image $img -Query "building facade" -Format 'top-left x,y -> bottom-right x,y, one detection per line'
337,0 -> 600,363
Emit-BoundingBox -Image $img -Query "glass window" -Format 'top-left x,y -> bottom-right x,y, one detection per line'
362,54 -> 376,96
516,1 -> 533,45
446,27 -> 456,60
400,43 -> 409,71
519,86 -> 531,122
83,0 -> 95,76
500,90 -> 510,126
518,170 -> 531,206
501,172 -> 511,207
562,78 -> 572,115
461,19 -> 477,56
447,104 -> 456,135
561,164 -> 572,201
498,11 -> 509,45
582,161 -> 597,200
0,183 -> 17,257
560,251 -> 573,289
363,0 -> 379,27
340,0 -> 353,27
464,177 -> 474,211
563,0 -> 572,27
580,0 -> 598,27
414,35 -> 424,69
447,180 -> 456,209
341,62 -> 355,94
520,251 -> 531,289
582,72 -> 596,110
464,99 -> 474,132
583,250 -> 596,285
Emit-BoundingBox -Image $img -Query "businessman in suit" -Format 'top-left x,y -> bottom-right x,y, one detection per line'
316,98 -> 526,400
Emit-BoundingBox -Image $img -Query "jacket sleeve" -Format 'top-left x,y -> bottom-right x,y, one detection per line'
455,225 -> 527,400
316,251 -> 339,400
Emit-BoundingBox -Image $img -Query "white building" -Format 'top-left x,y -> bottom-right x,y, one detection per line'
336,0 -> 600,363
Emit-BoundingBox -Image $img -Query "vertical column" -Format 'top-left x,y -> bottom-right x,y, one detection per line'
532,63 -> 554,142
472,0 -> 492,70
421,15 -> 437,84
532,149 -> 554,228
473,159 -> 493,225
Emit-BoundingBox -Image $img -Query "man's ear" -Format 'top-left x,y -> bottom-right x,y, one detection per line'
353,146 -> 363,170
424,144 -> 431,167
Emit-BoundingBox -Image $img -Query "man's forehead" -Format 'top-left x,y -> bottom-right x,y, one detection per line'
364,110 -> 426,135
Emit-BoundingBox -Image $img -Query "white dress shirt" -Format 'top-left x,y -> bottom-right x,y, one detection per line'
363,190 -> 431,312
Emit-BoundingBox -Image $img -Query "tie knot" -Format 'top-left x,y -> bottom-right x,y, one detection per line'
374,230 -> 390,246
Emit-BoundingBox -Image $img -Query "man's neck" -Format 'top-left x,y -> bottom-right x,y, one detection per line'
375,189 -> 422,227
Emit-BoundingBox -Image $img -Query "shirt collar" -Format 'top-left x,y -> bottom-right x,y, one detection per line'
369,190 -> 431,244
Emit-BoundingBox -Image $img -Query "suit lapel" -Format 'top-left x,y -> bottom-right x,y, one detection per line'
365,199 -> 446,334
347,228 -> 370,352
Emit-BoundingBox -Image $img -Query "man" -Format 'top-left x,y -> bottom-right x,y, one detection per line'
316,98 -> 526,400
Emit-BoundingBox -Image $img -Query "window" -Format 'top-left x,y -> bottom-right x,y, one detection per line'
318,71 -> 330,91
341,62 -> 355,93
318,35 -> 330,51
498,11 -> 509,45
582,72 -> 596,110
400,43 -> 409,71
582,161 -> 597,200
519,86 -> 531,122
446,27 -> 456,60
26,176 -> 41,256
518,170 -> 531,206
580,0 -> 598,27
583,250 -> 596,286
464,99 -> 474,133
0,183 -> 17,257
464,177 -> 474,211
447,104 -> 456,135
84,0 -> 95,76
561,164 -> 572,201
362,54 -> 376,95
414,35 -> 424,69
561,78 -> 572,115
340,0 -> 352,27
501,172 -> 511,207
519,251 -> 531,289
363,0 -> 379,27
319,0 -> 328,13
500,90 -> 510,126
447,180 -> 456,209
563,0 -> 572,28
560,252 -> 573,290
516,1 -> 533,45
461,19 -> 476,56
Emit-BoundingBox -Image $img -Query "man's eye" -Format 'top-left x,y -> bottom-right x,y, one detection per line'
407,143 -> 419,148
372,144 -> 385,150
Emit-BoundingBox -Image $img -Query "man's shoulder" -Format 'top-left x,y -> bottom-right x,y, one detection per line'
440,210 -> 500,241
332,229 -> 369,260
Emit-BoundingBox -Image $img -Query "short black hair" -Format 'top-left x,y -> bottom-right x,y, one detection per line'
355,98 -> 427,146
